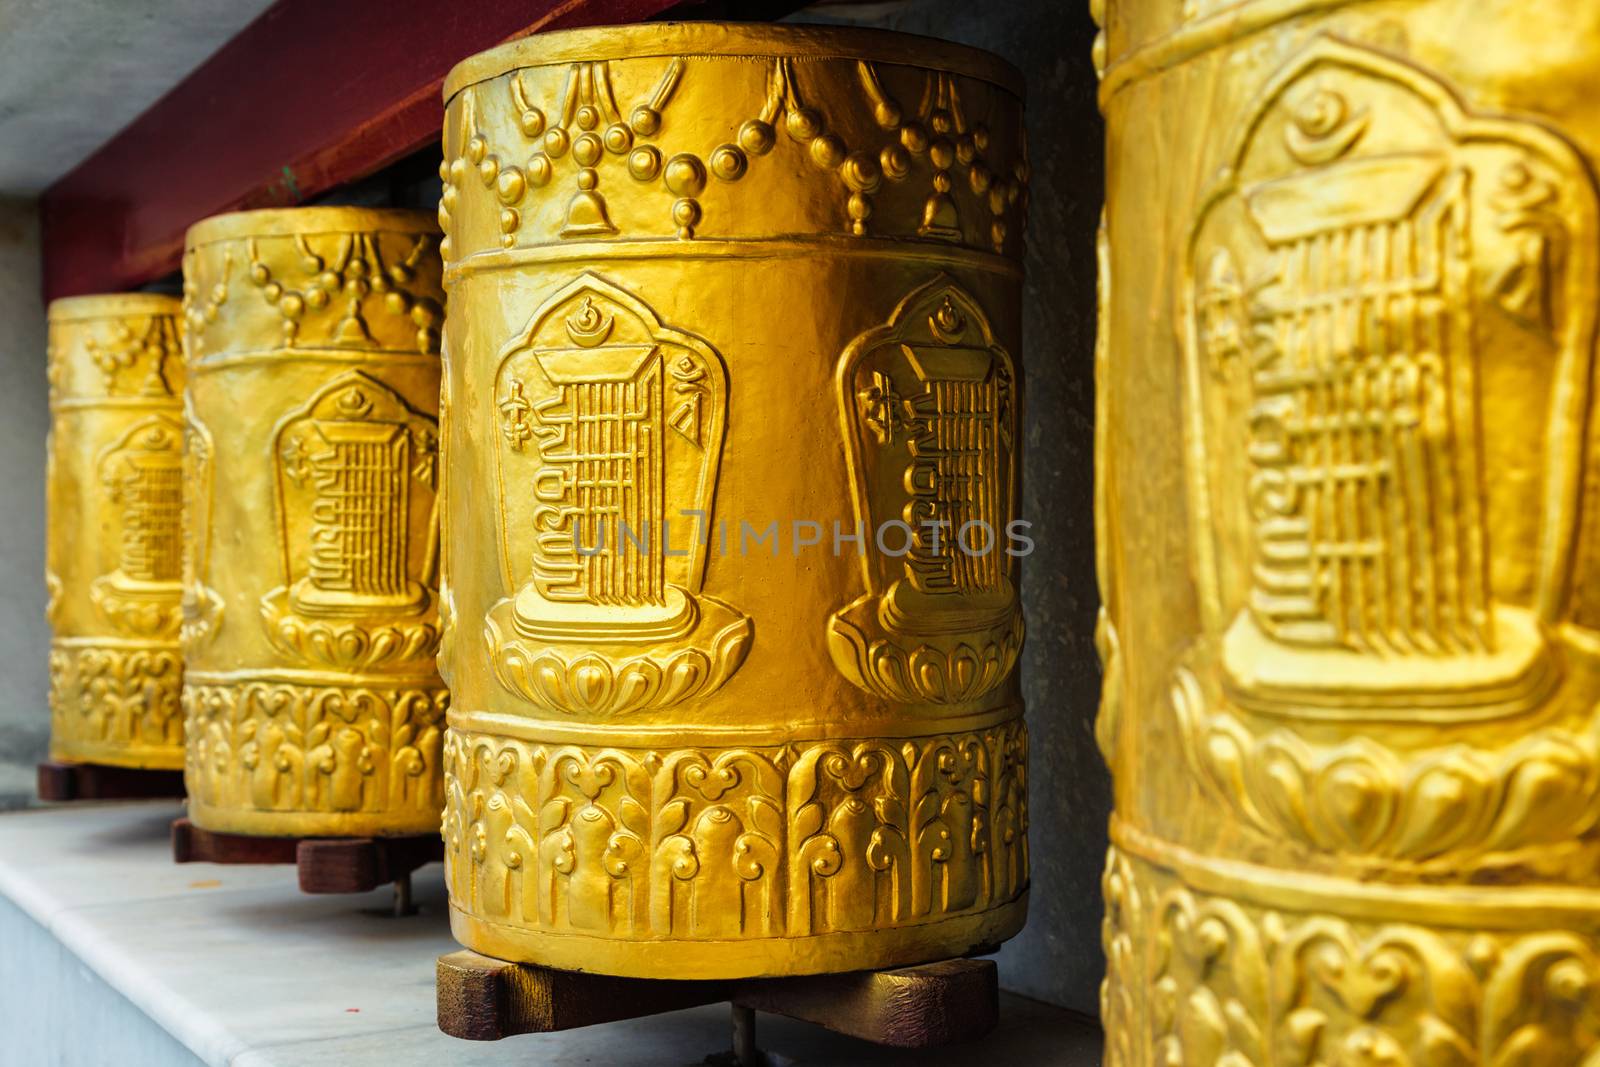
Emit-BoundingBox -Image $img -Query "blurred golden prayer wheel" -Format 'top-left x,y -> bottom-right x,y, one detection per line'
45,294 -> 186,770
179,208 -> 448,838
1094,3 -> 1600,1062
437,24 -> 1032,978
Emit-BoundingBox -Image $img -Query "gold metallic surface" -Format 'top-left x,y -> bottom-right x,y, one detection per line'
1095,2 -> 1600,1062
179,207 -> 448,837
438,23 -> 1030,978
46,294 -> 186,769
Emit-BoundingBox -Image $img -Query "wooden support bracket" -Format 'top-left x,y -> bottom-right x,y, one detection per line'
171,817 -> 443,896
37,761 -> 185,802
436,949 -> 999,1050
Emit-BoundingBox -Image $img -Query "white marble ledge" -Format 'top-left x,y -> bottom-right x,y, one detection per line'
0,801 -> 1102,1066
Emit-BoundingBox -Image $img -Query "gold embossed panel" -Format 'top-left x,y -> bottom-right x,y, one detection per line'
46,294 -> 186,769
439,24 -> 1030,978
180,208 -> 448,838
1096,2 -> 1600,1061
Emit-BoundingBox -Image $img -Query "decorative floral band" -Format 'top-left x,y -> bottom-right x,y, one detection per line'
183,676 -> 448,821
1101,842 -> 1600,1067
49,641 -> 184,763
443,715 -> 1028,942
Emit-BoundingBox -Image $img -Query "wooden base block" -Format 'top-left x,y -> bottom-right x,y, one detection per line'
734,959 -> 999,1048
37,761 -> 185,802
436,949 -> 999,1049
171,817 -> 442,895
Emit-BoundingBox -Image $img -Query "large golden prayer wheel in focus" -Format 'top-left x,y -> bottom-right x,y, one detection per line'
46,294 -> 186,769
179,208 -> 448,838
438,24 -> 1031,978
1095,2 -> 1600,1062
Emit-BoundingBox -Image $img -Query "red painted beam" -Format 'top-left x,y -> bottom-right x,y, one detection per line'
38,0 -> 684,300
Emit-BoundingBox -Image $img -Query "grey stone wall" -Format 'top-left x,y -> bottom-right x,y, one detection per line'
0,197 -> 49,806
789,1 -> 1110,1016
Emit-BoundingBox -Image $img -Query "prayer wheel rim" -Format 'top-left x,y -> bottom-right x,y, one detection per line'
47,292 -> 180,322
185,206 -> 440,249
442,21 -> 1025,103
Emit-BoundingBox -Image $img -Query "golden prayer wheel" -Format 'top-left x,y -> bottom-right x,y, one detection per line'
1095,2 -> 1600,1062
437,23 -> 1032,978
179,207 -> 448,838
46,294 -> 186,769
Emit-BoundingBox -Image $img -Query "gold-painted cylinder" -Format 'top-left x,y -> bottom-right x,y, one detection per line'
179,208 -> 448,838
438,24 -> 1031,978
1095,3 -> 1600,1061
46,294 -> 186,769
